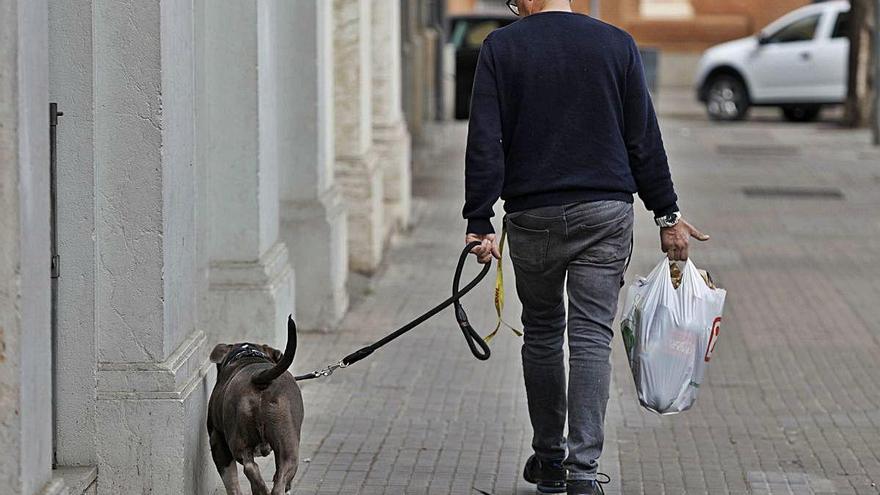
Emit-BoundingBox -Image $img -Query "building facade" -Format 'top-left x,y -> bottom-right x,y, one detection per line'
576,0 -> 811,52
455,0 -> 811,52
0,0 -> 438,493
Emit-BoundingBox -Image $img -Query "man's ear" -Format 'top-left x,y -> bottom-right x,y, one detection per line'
261,345 -> 283,363
210,344 -> 232,363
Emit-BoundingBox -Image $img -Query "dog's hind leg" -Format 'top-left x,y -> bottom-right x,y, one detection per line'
269,429 -> 300,494
210,431 -> 242,495
271,455 -> 298,495
241,453 -> 271,495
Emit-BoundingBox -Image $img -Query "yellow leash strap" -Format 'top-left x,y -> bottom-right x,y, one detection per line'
484,223 -> 523,343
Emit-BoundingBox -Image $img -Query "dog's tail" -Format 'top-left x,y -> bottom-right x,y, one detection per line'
251,315 -> 297,387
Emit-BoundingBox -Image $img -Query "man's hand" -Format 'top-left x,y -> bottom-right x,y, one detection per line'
465,233 -> 501,264
660,219 -> 710,261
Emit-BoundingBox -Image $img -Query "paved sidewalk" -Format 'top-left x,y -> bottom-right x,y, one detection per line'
611,114 -> 880,495
230,110 -> 880,494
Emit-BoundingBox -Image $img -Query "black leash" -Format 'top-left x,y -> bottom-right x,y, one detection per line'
295,241 -> 491,381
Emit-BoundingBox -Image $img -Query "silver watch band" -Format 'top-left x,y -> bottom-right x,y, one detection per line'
655,211 -> 682,228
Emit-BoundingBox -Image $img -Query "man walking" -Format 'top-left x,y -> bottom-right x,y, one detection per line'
463,1 -> 709,493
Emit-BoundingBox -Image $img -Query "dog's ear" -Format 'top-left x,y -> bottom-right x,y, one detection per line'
261,345 -> 283,363
210,344 -> 232,363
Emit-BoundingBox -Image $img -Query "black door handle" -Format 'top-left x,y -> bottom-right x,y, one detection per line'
800,51 -> 812,61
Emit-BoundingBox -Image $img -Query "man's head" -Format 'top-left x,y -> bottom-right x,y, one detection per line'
507,0 -> 572,17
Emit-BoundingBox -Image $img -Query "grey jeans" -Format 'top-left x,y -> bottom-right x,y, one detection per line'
506,200 -> 634,481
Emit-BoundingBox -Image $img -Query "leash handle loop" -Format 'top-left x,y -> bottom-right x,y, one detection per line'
453,241 -> 491,361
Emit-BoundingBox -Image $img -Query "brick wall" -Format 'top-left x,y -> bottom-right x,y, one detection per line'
690,0 -> 811,32
447,0 -> 812,52
448,0 -> 478,15
572,0 -> 811,52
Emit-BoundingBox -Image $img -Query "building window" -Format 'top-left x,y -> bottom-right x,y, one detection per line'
640,0 -> 694,19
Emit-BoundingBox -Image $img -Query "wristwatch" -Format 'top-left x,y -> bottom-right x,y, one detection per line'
654,211 -> 682,228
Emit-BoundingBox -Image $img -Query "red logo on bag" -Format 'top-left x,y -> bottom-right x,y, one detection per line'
704,317 -> 722,362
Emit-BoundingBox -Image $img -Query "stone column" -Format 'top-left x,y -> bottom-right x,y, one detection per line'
418,1 -> 441,123
372,0 -> 413,234
48,0 -> 98,469
92,1 -> 211,492
401,0 -> 427,139
275,0 -> 349,331
200,0 -> 296,347
0,1 -> 57,493
334,0 -> 386,273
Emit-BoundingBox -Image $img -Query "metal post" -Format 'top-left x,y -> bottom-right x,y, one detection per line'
590,0 -> 600,19
49,102 -> 62,466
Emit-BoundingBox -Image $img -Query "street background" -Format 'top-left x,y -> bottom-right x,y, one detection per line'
5,0 -> 879,493
274,89 -> 880,495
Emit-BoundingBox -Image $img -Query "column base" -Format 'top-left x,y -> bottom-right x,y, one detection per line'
205,242 -> 296,349
337,149 -> 385,274
51,466 -> 97,495
95,331 -> 215,495
280,185 -> 349,332
374,119 -> 412,236
40,478 -> 68,495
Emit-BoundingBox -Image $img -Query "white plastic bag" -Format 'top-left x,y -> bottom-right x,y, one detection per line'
620,258 -> 727,415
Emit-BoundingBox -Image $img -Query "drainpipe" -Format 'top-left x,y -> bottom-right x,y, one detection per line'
49,102 -> 63,466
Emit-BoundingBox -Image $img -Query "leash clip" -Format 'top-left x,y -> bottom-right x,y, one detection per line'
314,360 -> 347,378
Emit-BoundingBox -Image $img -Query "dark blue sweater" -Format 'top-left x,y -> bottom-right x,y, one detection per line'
463,11 -> 678,234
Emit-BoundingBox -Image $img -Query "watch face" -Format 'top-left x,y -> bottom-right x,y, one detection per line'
656,212 -> 679,227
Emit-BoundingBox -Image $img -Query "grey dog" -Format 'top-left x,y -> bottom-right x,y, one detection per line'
208,316 -> 304,495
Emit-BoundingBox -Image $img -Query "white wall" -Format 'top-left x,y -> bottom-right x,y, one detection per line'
0,0 -> 54,493
17,1 -> 53,489
48,0 -> 98,467
0,2 -> 24,488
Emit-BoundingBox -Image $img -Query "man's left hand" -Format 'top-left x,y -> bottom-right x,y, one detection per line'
465,233 -> 501,264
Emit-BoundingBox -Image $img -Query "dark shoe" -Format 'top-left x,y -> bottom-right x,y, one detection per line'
566,475 -> 610,495
522,455 -> 566,494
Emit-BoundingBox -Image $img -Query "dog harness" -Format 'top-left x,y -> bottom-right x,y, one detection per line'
221,344 -> 269,368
